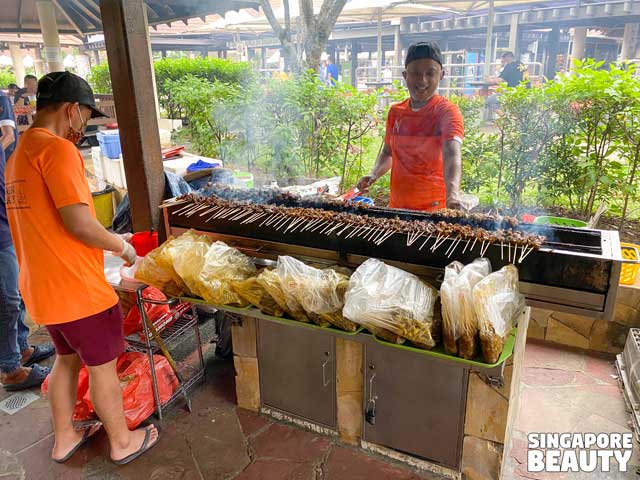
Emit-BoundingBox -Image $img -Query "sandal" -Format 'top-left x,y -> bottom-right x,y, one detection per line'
52,423 -> 102,464
23,344 -> 55,367
3,364 -> 50,391
111,425 -> 161,465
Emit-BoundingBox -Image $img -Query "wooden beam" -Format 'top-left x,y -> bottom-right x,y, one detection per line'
100,0 -> 165,233
18,0 -> 24,31
70,0 -> 101,26
51,0 -> 84,35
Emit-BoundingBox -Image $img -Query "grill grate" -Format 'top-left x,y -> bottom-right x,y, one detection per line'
0,392 -> 39,415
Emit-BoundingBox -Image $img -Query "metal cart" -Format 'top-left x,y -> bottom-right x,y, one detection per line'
105,254 -> 205,420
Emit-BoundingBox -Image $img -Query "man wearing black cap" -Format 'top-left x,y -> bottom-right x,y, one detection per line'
5,72 -> 159,464
357,41 -> 463,211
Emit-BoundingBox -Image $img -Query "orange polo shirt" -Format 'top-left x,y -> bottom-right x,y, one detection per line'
385,95 -> 464,211
5,128 -> 118,325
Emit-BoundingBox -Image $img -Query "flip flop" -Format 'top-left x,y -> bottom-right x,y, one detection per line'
3,364 -> 51,391
23,344 -> 55,367
111,425 -> 161,466
52,423 -> 102,464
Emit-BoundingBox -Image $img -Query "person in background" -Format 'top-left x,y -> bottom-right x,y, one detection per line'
7,84 -> 19,104
357,42 -> 464,211
326,55 -> 339,86
0,89 -> 55,392
5,72 -> 159,464
1,90 -> 18,158
485,51 -> 530,119
319,53 -> 329,84
15,74 -> 38,126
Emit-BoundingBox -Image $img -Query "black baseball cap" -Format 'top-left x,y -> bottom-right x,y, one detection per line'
36,71 -> 107,118
405,42 -> 444,67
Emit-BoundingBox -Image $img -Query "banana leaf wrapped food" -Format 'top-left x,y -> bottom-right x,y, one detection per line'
343,258 -> 439,349
472,264 -> 524,364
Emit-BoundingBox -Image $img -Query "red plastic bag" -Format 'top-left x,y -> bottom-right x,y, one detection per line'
123,287 -> 171,336
42,365 -> 93,422
43,352 -> 179,428
83,352 -> 179,429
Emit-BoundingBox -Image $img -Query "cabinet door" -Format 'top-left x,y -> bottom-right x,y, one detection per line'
257,320 -> 336,428
363,343 -> 468,469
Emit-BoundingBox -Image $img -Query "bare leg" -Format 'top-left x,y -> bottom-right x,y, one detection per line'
48,353 -> 88,460
88,359 -> 159,461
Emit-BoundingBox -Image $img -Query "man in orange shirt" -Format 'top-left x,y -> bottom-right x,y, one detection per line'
357,42 -> 463,211
6,72 -> 159,464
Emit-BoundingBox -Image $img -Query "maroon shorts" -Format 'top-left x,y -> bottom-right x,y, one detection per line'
46,304 -> 125,367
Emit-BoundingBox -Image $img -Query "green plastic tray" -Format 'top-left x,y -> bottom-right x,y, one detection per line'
371,327 -> 517,369
533,216 -> 587,228
179,296 -> 252,314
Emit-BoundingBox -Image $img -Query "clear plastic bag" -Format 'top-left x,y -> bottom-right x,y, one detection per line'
473,264 -> 524,364
441,259 -> 491,359
256,269 -> 294,317
163,230 -> 211,296
343,258 -> 439,349
135,238 -> 188,297
196,241 -> 257,306
276,256 -> 356,330
232,274 -> 284,317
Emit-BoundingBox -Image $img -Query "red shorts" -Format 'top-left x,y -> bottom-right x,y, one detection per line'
46,304 -> 125,367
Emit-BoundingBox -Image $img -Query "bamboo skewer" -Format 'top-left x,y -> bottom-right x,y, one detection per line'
418,234 -> 433,251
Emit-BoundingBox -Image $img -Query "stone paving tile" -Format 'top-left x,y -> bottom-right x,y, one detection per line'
521,368 -> 598,388
516,386 -> 586,434
322,445 -> 432,480
584,354 -> 619,386
0,396 -> 53,453
523,340 -> 586,372
250,423 -> 332,464
236,408 -> 272,438
233,458 -> 316,480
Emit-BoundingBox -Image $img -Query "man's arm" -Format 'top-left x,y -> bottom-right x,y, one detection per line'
357,142 -> 392,192
58,203 -> 136,263
442,140 -> 462,209
1,125 -> 15,152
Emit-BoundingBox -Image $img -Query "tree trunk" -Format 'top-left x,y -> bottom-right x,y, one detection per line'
259,0 -> 300,73
299,0 -> 349,71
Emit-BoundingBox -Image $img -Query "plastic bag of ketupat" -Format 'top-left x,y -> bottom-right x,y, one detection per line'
275,256 -> 358,331
472,264 -> 524,364
441,259 -> 491,359
196,241 -> 257,307
343,258 -> 440,349
135,237 -> 188,297
232,273 -> 285,317
160,229 -> 211,296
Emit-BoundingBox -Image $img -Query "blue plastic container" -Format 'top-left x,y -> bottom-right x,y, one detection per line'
97,131 -> 122,159
353,196 -> 374,206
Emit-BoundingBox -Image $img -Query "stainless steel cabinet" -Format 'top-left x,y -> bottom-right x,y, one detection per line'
363,342 -> 468,469
257,320 -> 336,428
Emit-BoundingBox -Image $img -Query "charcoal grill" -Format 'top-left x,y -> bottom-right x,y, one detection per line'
162,190 -> 624,321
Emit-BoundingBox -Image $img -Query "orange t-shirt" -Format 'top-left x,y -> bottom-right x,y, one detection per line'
384,95 -> 464,211
5,128 -> 118,325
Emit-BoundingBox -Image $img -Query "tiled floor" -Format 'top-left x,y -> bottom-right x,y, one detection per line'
1,330 -> 637,479
502,340 -> 638,480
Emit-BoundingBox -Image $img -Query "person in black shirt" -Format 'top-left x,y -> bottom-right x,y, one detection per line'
485,52 -> 530,119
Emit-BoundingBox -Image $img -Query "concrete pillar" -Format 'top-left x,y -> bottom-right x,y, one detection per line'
508,13 -> 519,55
92,49 -> 100,65
36,0 -> 64,72
33,48 -> 45,77
376,8 -> 383,81
571,27 -> 587,63
545,26 -> 560,80
76,54 -> 91,78
394,25 -> 402,68
621,23 -> 639,61
484,0 -> 495,77
261,47 -> 267,70
100,0 -> 165,233
9,44 -> 26,86
351,40 -> 359,88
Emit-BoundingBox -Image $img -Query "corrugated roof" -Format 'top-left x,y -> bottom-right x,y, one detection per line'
0,0 -> 260,35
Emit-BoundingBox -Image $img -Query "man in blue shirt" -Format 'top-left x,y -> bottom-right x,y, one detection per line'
326,57 -> 339,86
0,92 -> 17,158
0,91 -> 54,390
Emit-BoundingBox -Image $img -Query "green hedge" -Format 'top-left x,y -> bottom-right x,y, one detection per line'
87,57 -> 254,116
0,68 -> 17,89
